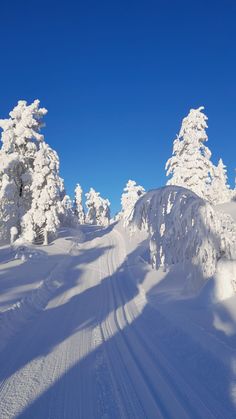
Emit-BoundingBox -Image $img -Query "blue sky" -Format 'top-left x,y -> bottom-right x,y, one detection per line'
0,0 -> 236,213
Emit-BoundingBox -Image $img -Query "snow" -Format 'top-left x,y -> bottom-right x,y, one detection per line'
165,106 -> 232,204
0,221 -> 236,418
166,107 -> 213,201
129,186 -> 236,282
85,188 -> 110,226
0,101 -> 236,418
216,201 -> 236,223
213,259 -> 236,302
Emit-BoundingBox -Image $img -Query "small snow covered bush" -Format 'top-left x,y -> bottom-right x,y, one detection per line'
130,186 -> 236,278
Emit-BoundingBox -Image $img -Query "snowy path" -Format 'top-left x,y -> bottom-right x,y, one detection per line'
0,226 -> 235,418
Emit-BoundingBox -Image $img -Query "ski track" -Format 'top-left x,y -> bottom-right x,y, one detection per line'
0,227 -> 235,418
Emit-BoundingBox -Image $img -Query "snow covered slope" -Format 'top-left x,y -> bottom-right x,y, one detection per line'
0,222 -> 236,418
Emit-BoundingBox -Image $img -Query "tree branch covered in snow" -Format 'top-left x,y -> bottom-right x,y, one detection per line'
130,186 -> 236,278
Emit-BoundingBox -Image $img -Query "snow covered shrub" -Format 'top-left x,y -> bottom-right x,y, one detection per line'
85,188 -> 110,226
121,180 -> 145,226
74,183 -> 85,224
166,107 -> 214,201
130,186 -> 236,278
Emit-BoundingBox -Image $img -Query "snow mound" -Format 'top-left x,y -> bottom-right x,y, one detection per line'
130,186 -> 236,279
212,259 -> 236,302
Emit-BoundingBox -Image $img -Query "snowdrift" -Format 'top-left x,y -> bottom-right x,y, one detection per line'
129,186 -> 236,279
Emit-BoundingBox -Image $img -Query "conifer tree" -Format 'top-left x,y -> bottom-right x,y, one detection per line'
74,183 -> 85,224
21,142 -> 62,244
166,107 -> 213,200
121,180 -> 145,225
85,188 -> 110,226
0,100 -> 47,239
210,158 -> 231,204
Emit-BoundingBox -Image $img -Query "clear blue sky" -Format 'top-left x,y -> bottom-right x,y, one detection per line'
0,0 -> 235,213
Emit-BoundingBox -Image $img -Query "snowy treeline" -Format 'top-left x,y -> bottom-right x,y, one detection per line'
0,100 -> 111,244
130,186 -> 236,279
0,100 -> 235,249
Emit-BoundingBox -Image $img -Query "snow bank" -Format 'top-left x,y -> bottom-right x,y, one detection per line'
129,186 -> 236,279
215,201 -> 236,223
212,260 -> 236,302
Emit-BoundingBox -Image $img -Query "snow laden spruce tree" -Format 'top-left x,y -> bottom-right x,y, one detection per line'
0,100 -> 47,240
210,159 -> 231,204
85,188 -> 110,226
21,142 -> 63,244
165,107 -> 214,201
121,180 -> 145,225
74,183 -> 85,224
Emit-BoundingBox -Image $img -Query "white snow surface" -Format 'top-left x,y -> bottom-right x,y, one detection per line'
0,220 -> 236,418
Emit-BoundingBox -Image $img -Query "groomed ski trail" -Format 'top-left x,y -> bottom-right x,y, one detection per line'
0,226 -> 235,418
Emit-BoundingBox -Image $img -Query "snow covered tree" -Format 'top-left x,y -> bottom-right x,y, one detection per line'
210,159 -> 231,204
0,100 -> 47,239
0,100 -> 47,157
85,188 -> 98,224
165,107 -> 214,200
121,180 -> 145,225
74,183 -> 85,224
21,142 -> 62,244
60,194 -> 77,227
85,188 -> 110,226
96,197 -> 110,226
130,186 -> 236,279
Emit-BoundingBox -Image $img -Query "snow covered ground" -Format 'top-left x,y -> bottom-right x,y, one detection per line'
0,205 -> 236,418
